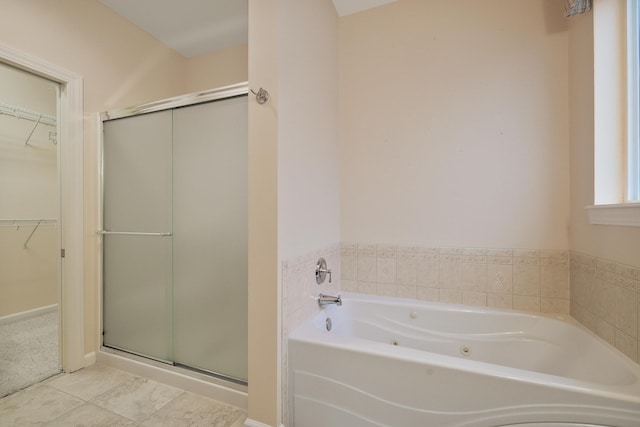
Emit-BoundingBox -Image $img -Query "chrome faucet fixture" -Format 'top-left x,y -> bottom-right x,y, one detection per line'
318,293 -> 342,307
316,257 -> 332,284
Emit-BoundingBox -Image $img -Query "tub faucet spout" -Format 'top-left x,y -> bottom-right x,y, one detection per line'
318,293 -> 342,307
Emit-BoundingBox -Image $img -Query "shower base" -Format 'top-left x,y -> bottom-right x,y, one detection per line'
97,347 -> 247,410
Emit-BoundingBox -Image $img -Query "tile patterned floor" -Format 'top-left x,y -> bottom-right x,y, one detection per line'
0,363 -> 247,426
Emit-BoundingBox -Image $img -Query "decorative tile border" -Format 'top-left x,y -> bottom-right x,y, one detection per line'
341,243 -> 570,315
570,252 -> 639,363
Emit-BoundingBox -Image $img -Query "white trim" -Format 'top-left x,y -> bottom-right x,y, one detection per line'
0,304 -> 58,326
586,203 -> 640,226
96,113 -> 105,370
627,0 -> 640,201
593,0 -> 627,205
243,419 -> 280,427
84,351 -> 96,367
0,44 -> 85,373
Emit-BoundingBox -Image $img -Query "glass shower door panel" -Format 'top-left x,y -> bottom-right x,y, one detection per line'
102,110 -> 173,362
103,236 -> 173,361
172,97 -> 248,381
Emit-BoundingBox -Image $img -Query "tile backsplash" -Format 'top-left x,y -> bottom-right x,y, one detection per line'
282,243 -> 341,337
570,252 -> 639,363
340,243 -> 570,314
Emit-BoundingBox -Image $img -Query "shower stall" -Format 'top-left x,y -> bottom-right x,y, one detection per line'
100,84 -> 248,385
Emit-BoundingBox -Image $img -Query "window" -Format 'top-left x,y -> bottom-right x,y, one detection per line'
587,0 -> 640,226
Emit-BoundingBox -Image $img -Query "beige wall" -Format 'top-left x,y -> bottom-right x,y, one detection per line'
339,0 -> 570,250
247,0 -> 279,425
278,0 -> 340,260
0,63 -> 58,317
247,0 -> 340,424
186,44 -> 248,93
0,1 -> 187,112
277,1 -> 340,425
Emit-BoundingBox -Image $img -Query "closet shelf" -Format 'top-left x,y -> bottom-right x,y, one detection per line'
0,219 -> 58,248
0,102 -> 56,126
0,218 -> 57,226
0,101 -> 57,145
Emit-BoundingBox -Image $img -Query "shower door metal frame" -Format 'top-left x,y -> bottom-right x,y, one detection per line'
97,81 -> 249,384
100,82 -> 249,121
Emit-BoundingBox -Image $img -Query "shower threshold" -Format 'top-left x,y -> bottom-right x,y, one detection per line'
97,346 -> 247,410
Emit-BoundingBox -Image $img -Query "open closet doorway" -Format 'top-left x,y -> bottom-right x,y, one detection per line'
0,62 -> 61,397
0,44 -> 85,393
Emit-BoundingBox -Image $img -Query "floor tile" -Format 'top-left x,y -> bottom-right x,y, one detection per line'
46,364 -> 134,401
1,364 -> 246,427
138,391 -> 246,427
90,376 -> 183,422
43,403 -> 136,427
0,384 -> 83,426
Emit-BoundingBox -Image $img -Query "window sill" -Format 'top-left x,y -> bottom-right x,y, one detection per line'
586,203 -> 640,227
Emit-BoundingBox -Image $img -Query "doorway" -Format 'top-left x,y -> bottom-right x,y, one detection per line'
0,62 -> 61,397
0,44 -> 85,382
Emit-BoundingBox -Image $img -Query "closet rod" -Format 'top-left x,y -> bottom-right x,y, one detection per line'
0,102 -> 56,127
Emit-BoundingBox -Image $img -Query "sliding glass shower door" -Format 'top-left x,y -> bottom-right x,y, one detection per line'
172,98 -> 247,381
102,110 -> 174,363
102,94 -> 248,383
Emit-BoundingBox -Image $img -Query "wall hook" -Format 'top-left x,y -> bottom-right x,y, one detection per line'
250,88 -> 270,105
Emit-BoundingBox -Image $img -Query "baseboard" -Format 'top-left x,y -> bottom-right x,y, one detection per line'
0,304 -> 57,326
243,419 -> 283,427
84,352 -> 96,367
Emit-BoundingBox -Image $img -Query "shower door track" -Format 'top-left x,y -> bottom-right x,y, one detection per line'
103,343 -> 173,365
102,345 -> 248,387
173,362 -> 248,387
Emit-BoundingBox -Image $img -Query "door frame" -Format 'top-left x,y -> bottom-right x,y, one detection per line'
0,44 -> 85,373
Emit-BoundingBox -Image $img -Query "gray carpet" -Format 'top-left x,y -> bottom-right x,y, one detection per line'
0,311 -> 61,397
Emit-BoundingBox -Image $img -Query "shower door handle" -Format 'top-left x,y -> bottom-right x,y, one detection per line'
97,230 -> 172,237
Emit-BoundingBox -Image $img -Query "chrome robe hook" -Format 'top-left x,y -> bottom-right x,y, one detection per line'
250,88 -> 270,104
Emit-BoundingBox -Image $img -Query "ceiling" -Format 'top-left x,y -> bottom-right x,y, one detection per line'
98,0 -> 248,58
98,0 -> 396,58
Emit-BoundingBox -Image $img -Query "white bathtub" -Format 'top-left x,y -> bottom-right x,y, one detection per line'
288,293 -> 640,427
